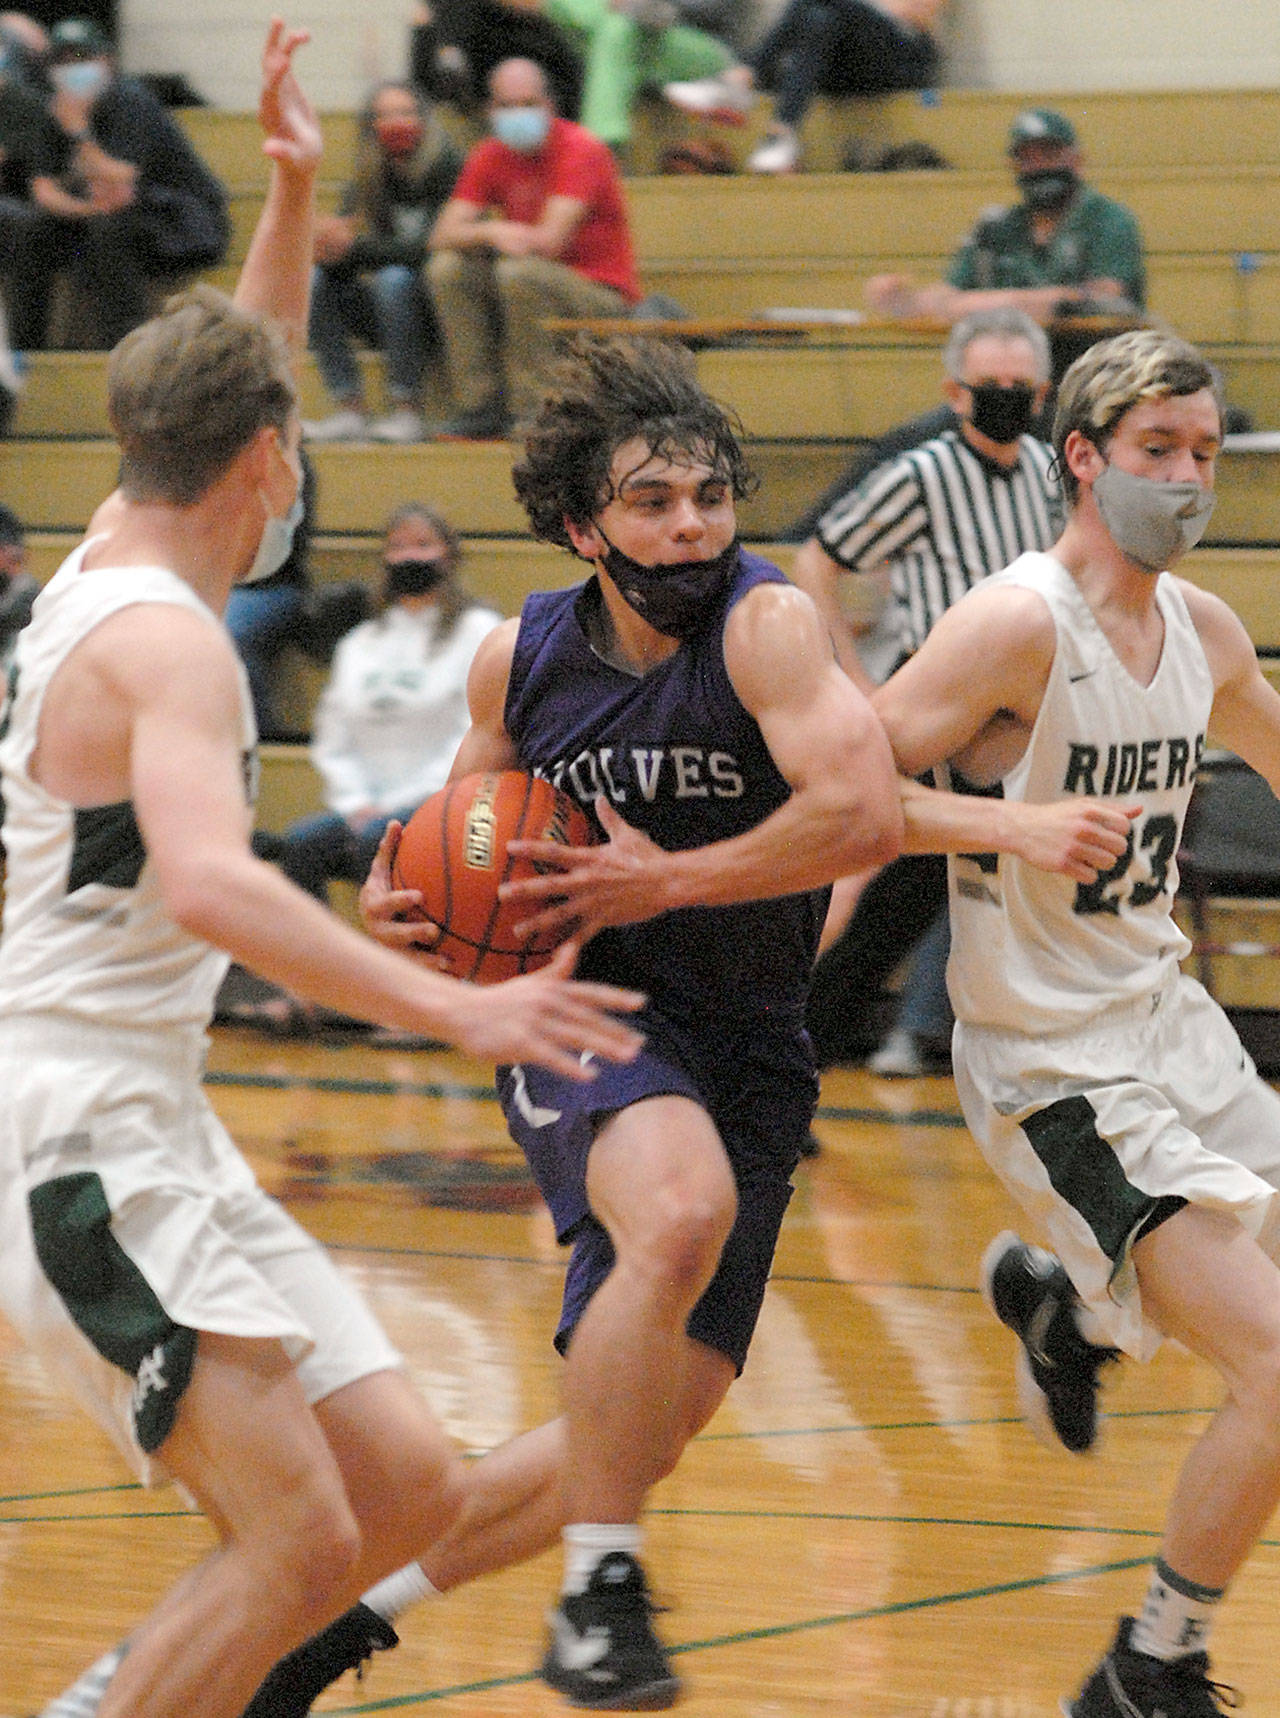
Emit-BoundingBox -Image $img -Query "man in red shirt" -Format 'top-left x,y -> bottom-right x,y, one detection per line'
427,56 -> 640,438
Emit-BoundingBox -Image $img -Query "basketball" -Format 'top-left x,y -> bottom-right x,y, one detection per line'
391,771 -> 596,984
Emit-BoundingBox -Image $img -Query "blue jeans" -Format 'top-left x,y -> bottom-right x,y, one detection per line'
896,902 -> 953,1041
225,582 -> 307,740
749,0 -> 939,127
279,805 -> 422,903
308,263 -> 435,404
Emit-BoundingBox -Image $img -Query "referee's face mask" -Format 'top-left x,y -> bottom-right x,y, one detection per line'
949,333 -> 1047,450
966,381 -> 1037,444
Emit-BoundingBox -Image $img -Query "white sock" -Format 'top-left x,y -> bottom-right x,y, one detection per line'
40,1644 -> 127,1716
362,1560 -> 440,1622
562,1522 -> 643,1596
1130,1557 -> 1223,1660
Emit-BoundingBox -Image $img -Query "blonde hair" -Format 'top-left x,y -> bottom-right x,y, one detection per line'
107,285 -> 296,506
1052,328 -> 1223,502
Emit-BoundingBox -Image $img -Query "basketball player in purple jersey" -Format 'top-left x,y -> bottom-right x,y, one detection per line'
243,333 -> 1132,1714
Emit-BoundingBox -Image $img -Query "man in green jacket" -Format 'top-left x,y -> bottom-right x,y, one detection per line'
866,106 -> 1145,324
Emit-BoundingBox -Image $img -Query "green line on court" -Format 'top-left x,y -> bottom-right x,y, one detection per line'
0,1509 -> 194,1524
0,1480 -> 142,1505
203,1066 -> 967,1128
322,1555 -> 1156,1713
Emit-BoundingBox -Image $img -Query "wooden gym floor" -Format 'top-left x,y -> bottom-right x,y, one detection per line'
3,1026 -> 1279,1715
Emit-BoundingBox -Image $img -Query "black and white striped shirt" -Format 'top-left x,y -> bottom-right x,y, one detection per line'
816,428 -> 1061,657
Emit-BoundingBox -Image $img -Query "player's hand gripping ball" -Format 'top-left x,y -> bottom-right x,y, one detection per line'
391,771 -> 595,982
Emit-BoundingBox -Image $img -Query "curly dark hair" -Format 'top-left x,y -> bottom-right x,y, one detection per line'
512,334 -> 758,549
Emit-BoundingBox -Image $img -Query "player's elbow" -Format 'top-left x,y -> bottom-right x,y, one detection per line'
823,780 -> 903,874
856,795 -> 905,869
155,849 -> 244,945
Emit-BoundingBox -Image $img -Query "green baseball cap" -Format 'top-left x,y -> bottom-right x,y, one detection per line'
1007,107 -> 1077,153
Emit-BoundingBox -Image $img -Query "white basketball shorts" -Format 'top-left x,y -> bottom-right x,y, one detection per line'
0,1014 -> 401,1483
955,973 -> 1280,1359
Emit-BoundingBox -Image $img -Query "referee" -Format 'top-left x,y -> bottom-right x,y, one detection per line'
790,307 -> 1061,1073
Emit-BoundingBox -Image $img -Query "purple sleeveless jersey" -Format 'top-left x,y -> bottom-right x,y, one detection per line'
504,549 -> 830,1023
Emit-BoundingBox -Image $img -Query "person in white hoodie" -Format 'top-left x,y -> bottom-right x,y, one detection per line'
277,501 -> 502,903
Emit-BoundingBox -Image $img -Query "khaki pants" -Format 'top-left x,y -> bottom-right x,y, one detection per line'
427,249 -> 629,424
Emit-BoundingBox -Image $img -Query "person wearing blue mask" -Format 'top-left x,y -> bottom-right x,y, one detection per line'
18,14 -> 230,349
426,56 -> 641,438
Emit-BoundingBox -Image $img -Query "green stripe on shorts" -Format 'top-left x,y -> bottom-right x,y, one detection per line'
1020,1095 -> 1186,1268
29,1170 -> 197,1453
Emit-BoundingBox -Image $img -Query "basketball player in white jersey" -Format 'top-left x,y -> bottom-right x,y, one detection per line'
0,23 -> 647,1718
872,327 -> 1280,1718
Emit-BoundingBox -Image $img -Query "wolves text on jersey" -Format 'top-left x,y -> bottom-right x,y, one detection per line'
547,746 -> 746,805
1062,732 -> 1206,798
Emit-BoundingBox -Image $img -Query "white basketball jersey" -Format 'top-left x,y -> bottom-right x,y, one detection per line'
947,551 -> 1213,1035
0,544 -> 257,1027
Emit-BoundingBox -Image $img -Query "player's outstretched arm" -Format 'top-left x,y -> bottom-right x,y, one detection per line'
234,18 -> 321,349
110,608 -> 643,1072
502,583 -> 904,938
454,941 -> 647,1075
897,777 -> 1138,881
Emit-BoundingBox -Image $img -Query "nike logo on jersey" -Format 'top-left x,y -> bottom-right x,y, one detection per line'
1068,668 -> 1096,682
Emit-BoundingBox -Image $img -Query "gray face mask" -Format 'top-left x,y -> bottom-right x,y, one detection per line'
242,493 -> 304,585
1091,462 -> 1216,572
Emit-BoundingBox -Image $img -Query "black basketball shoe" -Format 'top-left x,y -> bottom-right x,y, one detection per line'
239,1602 -> 399,1717
980,1230 -> 1119,1454
542,1551 -> 681,1710
1063,1617 -> 1239,1717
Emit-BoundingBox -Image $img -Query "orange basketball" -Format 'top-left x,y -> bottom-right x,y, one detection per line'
391,771 -> 596,984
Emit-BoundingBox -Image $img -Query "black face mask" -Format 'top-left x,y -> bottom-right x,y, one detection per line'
1017,165 -> 1079,211
384,556 -> 448,599
967,381 -> 1037,446
598,532 -> 739,639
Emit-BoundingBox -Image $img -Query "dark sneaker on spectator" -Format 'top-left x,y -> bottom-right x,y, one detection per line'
1063,1617 -> 1239,1718
542,1551 -> 681,1710
240,1602 -> 400,1717
981,1230 -> 1119,1454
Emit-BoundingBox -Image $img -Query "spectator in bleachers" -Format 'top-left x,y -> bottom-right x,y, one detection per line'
0,11 -> 50,92
410,0 -> 584,122
789,308 -> 1060,1075
224,447 -> 317,742
0,500 -> 35,670
0,19 -> 62,379
867,106 -> 1145,323
12,16 -> 230,350
270,503 -> 501,912
302,80 -> 463,445
514,0 -> 751,162
667,0 -> 946,173
426,56 -> 640,438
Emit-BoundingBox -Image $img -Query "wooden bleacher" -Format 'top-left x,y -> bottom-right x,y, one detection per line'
198,165 -> 1280,351
4,87 -> 1280,1000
